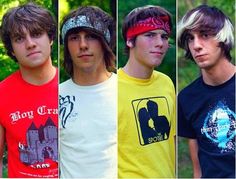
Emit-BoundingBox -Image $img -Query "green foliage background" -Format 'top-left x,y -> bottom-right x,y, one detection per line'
118,0 -> 176,85
0,0 -> 235,178
178,0 -> 235,178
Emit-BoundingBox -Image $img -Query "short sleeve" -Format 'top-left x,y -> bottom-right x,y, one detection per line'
178,95 -> 196,139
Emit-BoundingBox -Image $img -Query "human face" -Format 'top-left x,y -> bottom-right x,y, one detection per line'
67,30 -> 105,74
131,29 -> 169,69
187,30 -> 224,70
11,27 -> 52,69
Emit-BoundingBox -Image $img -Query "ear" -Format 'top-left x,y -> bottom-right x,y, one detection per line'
126,40 -> 133,48
11,51 -> 15,56
50,40 -> 53,46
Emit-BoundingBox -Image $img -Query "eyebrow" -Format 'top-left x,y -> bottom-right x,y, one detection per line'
144,31 -> 168,35
11,33 -> 25,39
185,31 -> 193,36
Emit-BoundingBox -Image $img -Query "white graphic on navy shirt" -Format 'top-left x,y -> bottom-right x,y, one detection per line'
201,101 -> 235,153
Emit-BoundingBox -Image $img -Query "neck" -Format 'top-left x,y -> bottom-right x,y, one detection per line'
123,55 -> 153,79
73,67 -> 111,86
19,58 -> 56,85
201,59 -> 235,86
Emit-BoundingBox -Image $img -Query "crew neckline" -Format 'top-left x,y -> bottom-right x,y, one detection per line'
201,73 -> 235,89
118,68 -> 155,85
70,72 -> 115,89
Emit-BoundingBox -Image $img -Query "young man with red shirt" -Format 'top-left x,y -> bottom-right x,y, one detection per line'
0,3 -> 58,178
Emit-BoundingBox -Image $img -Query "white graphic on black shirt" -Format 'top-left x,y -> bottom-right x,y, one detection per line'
201,101 -> 235,153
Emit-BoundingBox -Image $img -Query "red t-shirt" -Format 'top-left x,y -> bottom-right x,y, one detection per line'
0,70 -> 58,178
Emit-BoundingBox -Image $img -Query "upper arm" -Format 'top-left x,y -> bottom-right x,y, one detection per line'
0,124 -> 5,157
188,139 -> 202,178
0,124 -> 5,178
178,96 -> 196,138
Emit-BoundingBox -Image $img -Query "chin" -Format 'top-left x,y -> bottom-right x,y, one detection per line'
153,61 -> 162,67
149,63 -> 161,69
198,63 -> 214,70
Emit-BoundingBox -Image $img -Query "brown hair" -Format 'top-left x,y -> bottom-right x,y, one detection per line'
61,6 -> 116,78
0,2 -> 57,61
122,5 -> 172,55
178,5 -> 234,61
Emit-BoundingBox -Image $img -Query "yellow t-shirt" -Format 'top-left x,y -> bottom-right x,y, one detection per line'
118,69 -> 176,178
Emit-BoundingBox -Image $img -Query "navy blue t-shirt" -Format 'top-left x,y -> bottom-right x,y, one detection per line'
178,74 -> 235,178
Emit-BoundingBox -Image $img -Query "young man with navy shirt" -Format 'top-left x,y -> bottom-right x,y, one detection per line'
178,5 -> 235,178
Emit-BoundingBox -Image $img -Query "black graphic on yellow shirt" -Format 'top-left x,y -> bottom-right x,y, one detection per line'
132,97 -> 171,145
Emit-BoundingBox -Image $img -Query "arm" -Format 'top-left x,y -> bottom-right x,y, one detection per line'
0,124 -> 5,178
188,139 -> 201,178
174,135 -> 176,175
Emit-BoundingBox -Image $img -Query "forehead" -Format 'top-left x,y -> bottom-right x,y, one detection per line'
187,30 -> 200,35
187,29 -> 210,36
10,24 -> 44,38
143,29 -> 168,35
68,29 -> 91,35
67,27 -> 100,36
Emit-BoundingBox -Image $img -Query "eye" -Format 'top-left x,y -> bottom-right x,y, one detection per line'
186,34 -> 194,42
14,36 -> 24,43
144,33 -> 155,37
86,34 -> 97,40
68,34 -> 79,41
202,33 -> 209,39
161,34 -> 169,40
32,32 -> 42,38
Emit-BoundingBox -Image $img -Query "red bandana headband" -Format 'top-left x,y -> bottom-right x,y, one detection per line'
126,16 -> 171,40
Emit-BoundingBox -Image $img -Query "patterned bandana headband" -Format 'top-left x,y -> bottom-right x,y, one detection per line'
126,16 -> 171,40
61,15 -> 111,43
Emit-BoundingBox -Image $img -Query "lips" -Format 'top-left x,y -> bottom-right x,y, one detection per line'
78,54 -> 93,58
195,54 -> 207,59
150,51 -> 163,55
27,51 -> 41,57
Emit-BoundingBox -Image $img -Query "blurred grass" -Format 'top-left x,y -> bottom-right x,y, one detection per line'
3,167 -> 7,178
2,149 -> 7,178
178,137 -> 193,178
177,48 -> 199,179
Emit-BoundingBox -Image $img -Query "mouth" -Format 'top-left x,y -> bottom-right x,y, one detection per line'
195,54 -> 207,59
78,54 -> 93,58
150,51 -> 164,56
27,51 -> 41,57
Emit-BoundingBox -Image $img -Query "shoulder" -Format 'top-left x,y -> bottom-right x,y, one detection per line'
107,73 -> 117,88
153,71 -> 174,86
110,72 -> 117,81
117,68 -> 125,80
117,68 -> 132,84
178,76 -> 202,100
0,71 -> 21,90
59,78 -> 73,91
153,71 -> 171,80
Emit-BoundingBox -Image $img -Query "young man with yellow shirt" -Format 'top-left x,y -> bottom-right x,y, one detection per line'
118,5 -> 176,178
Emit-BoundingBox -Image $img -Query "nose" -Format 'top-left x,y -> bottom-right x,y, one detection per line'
192,36 -> 202,51
25,35 -> 36,50
79,37 -> 88,50
155,35 -> 163,48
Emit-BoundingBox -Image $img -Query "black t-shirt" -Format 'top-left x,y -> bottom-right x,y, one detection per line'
178,74 -> 235,178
